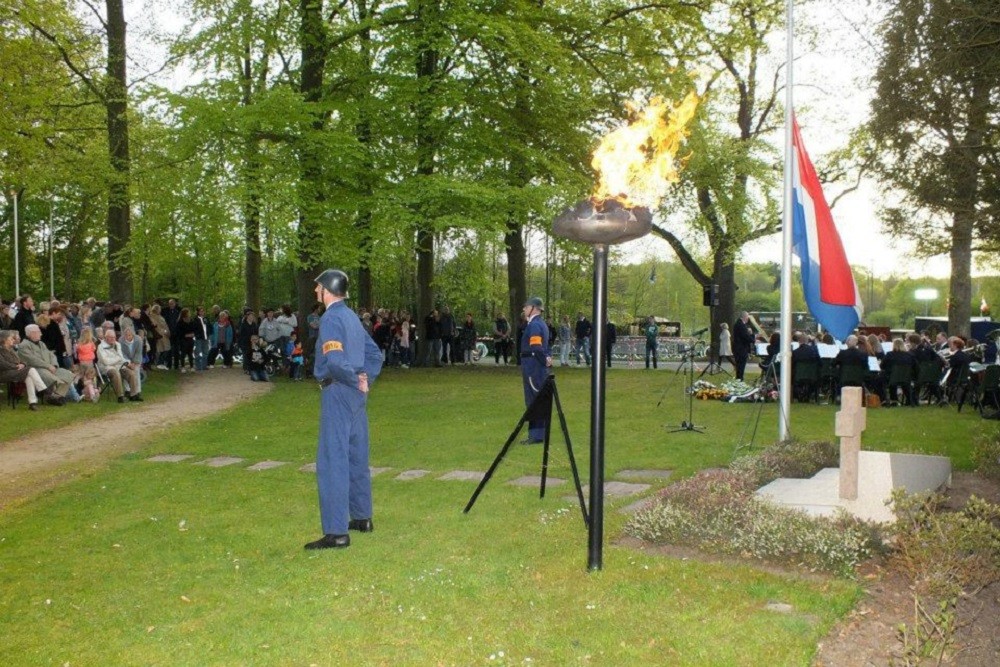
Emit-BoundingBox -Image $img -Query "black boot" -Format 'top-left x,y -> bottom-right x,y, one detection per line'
304,534 -> 350,550
348,519 -> 374,533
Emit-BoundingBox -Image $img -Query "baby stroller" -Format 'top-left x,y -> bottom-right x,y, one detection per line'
262,342 -> 284,377
386,338 -> 402,367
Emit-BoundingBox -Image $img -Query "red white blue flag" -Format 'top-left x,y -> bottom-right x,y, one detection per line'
790,116 -> 862,341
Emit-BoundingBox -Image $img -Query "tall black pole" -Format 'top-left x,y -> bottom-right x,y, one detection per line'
588,244 -> 608,570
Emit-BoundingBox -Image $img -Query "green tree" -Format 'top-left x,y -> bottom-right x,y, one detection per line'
869,0 -> 1000,337
651,0 -> 784,357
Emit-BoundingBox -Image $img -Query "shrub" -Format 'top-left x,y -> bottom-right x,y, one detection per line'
890,490 -> 1000,597
971,425 -> 1000,482
731,439 -> 839,487
626,440 -> 881,575
626,496 -> 882,576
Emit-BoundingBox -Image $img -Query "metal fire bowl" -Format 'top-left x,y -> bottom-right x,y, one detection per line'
552,199 -> 652,245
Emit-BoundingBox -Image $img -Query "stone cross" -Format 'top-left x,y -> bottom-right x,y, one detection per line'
836,386 -> 867,500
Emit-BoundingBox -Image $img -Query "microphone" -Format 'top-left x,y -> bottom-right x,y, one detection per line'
691,327 -> 708,337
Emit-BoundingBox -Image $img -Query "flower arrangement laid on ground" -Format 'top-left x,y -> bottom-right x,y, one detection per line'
689,378 -> 773,402
689,380 -> 728,400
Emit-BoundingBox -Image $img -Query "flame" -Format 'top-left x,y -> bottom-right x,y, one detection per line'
591,91 -> 699,209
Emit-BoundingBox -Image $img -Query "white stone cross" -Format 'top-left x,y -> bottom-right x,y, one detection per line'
836,386 -> 867,500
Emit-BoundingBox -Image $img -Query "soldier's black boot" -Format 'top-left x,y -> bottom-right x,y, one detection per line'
304,534 -> 350,550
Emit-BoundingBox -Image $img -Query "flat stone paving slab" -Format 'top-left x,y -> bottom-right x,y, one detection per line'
146,454 -> 194,463
580,481 -> 651,497
246,460 -> 288,471
396,469 -> 431,481
437,470 -> 486,482
508,475 -> 566,487
615,469 -> 673,481
299,463 -> 317,473
197,456 -> 246,468
370,467 -> 392,477
619,498 -> 656,514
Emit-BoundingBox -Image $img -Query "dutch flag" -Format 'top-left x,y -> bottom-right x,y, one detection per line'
790,116 -> 863,342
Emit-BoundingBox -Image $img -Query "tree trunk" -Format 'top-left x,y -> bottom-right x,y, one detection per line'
711,251 -> 736,358
947,76 -> 988,339
948,212 -> 973,338
294,0 -> 327,324
354,0 -> 374,311
504,220 -> 526,319
240,20 -> 262,314
413,0 -> 440,320
105,0 -> 132,304
416,228 -> 434,319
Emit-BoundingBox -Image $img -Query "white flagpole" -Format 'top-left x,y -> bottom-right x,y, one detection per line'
778,0 -> 795,441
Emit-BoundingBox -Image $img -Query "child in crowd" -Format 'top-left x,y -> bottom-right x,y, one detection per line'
287,332 -> 304,381
78,366 -> 100,403
75,327 -> 97,368
397,314 -> 411,368
246,335 -> 268,382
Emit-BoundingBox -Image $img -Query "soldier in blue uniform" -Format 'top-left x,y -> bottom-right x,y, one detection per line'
305,269 -> 383,550
520,297 -> 552,444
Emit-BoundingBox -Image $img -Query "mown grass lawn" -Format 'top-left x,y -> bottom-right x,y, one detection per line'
0,365 -> 986,665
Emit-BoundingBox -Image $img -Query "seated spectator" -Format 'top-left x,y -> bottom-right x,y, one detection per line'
37,313 -> 69,369
120,327 -> 145,396
17,324 -> 79,402
882,338 -> 917,406
245,335 -> 268,382
287,331 -> 304,380
0,329 -> 56,410
75,327 -> 97,369
78,365 -> 100,403
97,329 -> 142,403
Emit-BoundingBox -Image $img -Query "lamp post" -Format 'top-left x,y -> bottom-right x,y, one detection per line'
48,203 -> 55,300
915,288 -> 938,317
554,199 -> 652,571
10,188 -> 19,298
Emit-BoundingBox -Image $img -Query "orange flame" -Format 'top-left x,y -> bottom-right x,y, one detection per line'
591,91 -> 699,209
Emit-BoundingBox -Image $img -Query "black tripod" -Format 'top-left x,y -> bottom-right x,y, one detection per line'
733,358 -> 788,457
464,375 -> 589,527
669,346 -> 705,433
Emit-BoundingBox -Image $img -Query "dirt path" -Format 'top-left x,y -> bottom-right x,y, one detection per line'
0,369 -> 272,508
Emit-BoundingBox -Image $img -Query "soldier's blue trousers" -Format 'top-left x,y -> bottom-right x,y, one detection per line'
521,358 -> 549,441
316,383 -> 372,535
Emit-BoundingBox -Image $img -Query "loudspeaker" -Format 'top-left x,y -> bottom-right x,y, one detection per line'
702,284 -> 719,307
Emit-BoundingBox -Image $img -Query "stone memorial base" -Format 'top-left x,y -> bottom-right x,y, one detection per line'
756,451 -> 952,524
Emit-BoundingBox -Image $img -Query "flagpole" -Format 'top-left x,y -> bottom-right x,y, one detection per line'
778,0 -> 795,441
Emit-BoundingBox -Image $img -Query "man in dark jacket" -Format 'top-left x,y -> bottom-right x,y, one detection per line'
732,311 -> 756,381
162,298 -> 182,370
422,310 -> 441,367
12,294 -> 35,339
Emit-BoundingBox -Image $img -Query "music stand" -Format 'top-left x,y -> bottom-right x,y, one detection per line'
464,375 -> 589,527
669,345 -> 705,433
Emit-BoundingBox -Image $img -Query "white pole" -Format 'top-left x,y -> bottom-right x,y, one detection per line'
11,190 -> 20,298
49,204 -> 55,300
778,0 -> 795,441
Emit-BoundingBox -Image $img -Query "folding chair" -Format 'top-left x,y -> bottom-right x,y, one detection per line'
6,381 -> 25,409
792,360 -> 820,403
94,365 -> 115,401
837,364 -> 868,404
978,365 -> 1000,415
818,358 -> 837,403
915,360 -> 944,405
886,363 -> 915,406
953,366 -> 982,413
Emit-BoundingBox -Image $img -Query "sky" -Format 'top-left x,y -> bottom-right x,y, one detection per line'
125,0 -> 957,281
